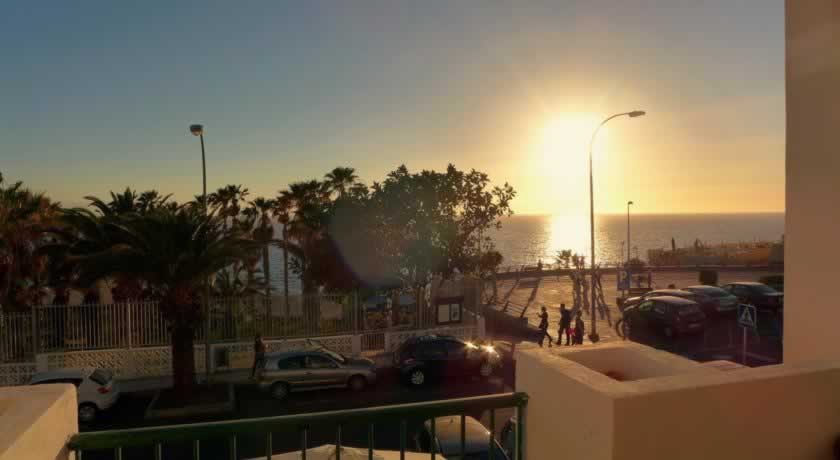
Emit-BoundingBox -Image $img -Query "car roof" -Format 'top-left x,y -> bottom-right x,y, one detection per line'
404,334 -> 461,345
650,295 -> 698,306
686,285 -> 726,291
649,289 -> 692,296
265,349 -> 332,360
425,416 -> 491,455
31,369 -> 88,382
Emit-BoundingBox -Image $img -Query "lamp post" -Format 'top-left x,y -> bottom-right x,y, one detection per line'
627,200 -> 634,264
190,124 -> 212,384
587,111 -> 645,343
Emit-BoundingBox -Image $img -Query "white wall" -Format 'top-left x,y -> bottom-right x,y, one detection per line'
0,385 -> 78,460
785,1 -> 840,363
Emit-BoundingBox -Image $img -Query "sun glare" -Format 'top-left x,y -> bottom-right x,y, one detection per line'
530,113 -> 604,214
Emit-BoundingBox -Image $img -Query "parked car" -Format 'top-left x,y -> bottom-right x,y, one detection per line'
255,347 -> 376,400
683,285 -> 740,315
394,335 -> 501,386
415,415 -> 510,460
621,289 -> 716,314
30,368 -> 119,423
621,296 -> 707,339
721,282 -> 784,313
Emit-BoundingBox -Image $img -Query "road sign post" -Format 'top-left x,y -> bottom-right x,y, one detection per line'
738,304 -> 758,365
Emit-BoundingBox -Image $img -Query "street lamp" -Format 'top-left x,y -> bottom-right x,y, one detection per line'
587,110 -> 645,343
190,124 -> 212,383
627,200 -> 634,264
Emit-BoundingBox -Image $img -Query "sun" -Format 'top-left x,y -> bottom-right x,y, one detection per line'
526,113 -> 604,215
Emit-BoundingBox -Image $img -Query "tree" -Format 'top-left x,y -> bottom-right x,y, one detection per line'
56,206 -> 260,396
249,197 -> 276,296
208,185 -> 250,233
324,167 -> 359,198
0,172 -> 60,311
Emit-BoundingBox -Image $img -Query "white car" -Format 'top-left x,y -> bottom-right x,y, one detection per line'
30,369 -> 119,423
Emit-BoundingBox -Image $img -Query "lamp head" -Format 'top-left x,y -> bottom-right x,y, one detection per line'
628,201 -> 634,205
628,110 -> 646,118
189,124 -> 204,136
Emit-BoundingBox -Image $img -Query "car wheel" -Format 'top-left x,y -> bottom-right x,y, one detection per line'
78,403 -> 98,423
349,375 -> 367,392
479,361 -> 494,378
409,369 -> 426,386
271,382 -> 290,401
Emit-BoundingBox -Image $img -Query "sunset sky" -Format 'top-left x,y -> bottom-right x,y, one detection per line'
1,1 -> 784,216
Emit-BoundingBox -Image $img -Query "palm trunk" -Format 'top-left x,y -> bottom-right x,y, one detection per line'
262,245 -> 271,297
171,324 -> 196,397
282,227 -> 290,317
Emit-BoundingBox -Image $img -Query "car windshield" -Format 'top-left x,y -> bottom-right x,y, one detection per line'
90,369 -> 112,385
751,284 -> 780,294
702,288 -> 731,297
322,349 -> 347,364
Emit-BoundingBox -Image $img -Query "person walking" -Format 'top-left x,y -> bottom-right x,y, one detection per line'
573,311 -> 585,345
538,305 -> 553,348
557,303 -> 572,345
250,333 -> 267,379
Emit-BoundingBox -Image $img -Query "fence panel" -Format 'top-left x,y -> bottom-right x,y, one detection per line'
0,313 -> 34,363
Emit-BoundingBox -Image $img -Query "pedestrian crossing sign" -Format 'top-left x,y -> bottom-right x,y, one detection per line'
738,304 -> 757,330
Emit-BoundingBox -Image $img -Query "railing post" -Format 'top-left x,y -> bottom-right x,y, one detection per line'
126,302 -> 133,349
30,305 -> 39,355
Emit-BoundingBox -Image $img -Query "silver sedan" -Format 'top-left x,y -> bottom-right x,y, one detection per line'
255,348 -> 376,400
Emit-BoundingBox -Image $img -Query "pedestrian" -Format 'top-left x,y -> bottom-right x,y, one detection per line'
574,311 -> 585,345
251,333 -> 267,379
538,305 -> 553,348
557,303 -> 572,345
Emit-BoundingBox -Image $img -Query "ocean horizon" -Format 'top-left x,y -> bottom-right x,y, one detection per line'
266,212 -> 784,293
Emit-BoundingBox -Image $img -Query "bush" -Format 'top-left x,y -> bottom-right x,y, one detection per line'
699,270 -> 718,286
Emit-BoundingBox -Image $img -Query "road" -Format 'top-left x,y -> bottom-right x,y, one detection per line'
82,367 -> 516,460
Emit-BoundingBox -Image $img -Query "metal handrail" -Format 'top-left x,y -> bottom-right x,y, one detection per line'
69,392 -> 528,459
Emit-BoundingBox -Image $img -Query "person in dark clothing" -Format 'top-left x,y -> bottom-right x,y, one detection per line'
538,305 -> 553,348
250,334 -> 267,379
557,304 -> 572,345
573,311 -> 585,345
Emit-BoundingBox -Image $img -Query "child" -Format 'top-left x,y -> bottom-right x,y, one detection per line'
574,312 -> 585,345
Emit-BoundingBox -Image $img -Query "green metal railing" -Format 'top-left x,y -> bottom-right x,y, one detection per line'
69,392 -> 528,460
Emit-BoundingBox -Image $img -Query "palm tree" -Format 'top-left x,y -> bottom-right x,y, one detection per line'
208,185 -> 250,233
272,195 -> 293,309
0,173 -> 60,310
324,167 -> 359,198
58,206 -> 260,395
249,197 -> 276,297
277,180 -> 328,293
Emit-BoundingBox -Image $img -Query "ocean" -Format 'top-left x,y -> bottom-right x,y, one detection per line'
266,213 -> 785,292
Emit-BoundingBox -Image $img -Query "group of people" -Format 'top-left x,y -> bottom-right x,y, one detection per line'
538,304 -> 584,347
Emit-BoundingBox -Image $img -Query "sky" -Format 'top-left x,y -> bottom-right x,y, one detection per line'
0,1 -> 785,215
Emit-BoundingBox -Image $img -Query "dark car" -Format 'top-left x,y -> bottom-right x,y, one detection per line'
621,289 -> 716,314
722,282 -> 784,313
394,335 -> 502,386
683,285 -> 740,315
415,415 -> 510,460
621,295 -> 706,339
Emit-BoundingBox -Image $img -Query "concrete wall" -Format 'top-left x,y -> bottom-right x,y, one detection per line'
517,346 -> 616,460
785,1 -> 840,363
613,363 -> 840,460
0,384 -> 78,460
518,342 -> 840,459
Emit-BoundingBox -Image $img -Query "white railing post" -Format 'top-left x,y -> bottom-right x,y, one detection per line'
30,305 -> 38,355
126,302 -> 133,349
